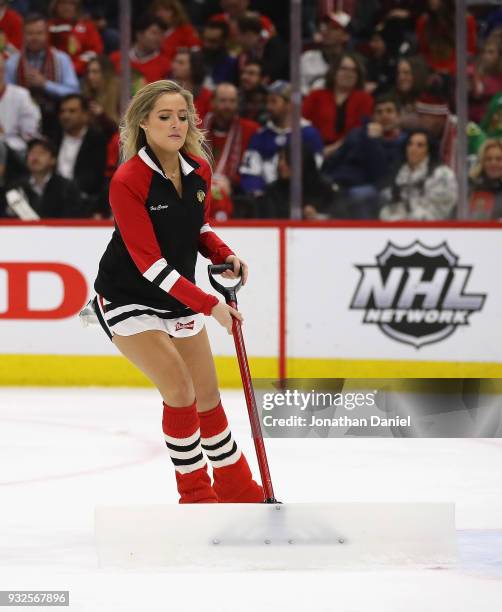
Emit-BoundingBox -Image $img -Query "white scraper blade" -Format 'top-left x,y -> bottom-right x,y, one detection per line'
95,502 -> 457,570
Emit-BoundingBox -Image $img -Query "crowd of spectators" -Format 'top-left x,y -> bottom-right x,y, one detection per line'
0,0 -> 501,221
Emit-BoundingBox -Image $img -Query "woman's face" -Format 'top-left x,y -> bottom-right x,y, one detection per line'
171,53 -> 191,81
141,93 -> 189,154
482,43 -> 499,70
483,145 -> 502,180
428,0 -> 442,11
335,57 -> 358,91
86,60 -> 103,89
55,0 -> 79,21
488,109 -> 502,133
406,133 -> 429,167
369,33 -> 385,56
397,60 -> 413,93
155,7 -> 174,26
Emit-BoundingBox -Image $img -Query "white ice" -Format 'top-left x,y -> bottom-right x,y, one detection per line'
0,387 -> 501,611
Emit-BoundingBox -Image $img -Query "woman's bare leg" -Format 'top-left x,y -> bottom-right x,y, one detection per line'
112,330 -> 217,503
170,326 -> 220,412
112,330 -> 195,406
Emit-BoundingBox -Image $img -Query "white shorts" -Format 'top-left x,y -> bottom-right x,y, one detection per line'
93,295 -> 205,340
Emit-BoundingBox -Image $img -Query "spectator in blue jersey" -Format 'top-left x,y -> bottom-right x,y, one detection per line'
322,94 -> 406,218
201,19 -> 238,88
239,80 -> 323,196
252,145 -> 341,219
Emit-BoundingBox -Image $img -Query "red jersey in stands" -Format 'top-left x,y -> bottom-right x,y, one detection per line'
302,88 -> 374,144
105,131 -> 119,179
416,13 -> 476,74
49,18 -> 103,76
203,114 -> 260,186
94,145 -> 234,315
109,49 -> 171,90
0,6 -> 23,54
162,24 -> 201,62
194,87 -> 213,122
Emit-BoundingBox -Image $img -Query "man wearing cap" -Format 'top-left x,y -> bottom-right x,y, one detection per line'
2,137 -> 84,218
416,92 -> 457,169
300,11 -> 351,94
239,80 -> 323,195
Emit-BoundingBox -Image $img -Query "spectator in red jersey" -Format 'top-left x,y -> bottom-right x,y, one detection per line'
300,11 -> 351,94
109,16 -> 171,94
238,59 -> 267,124
48,0 -> 104,77
416,0 -> 476,75
468,32 -> 502,124
0,0 -> 23,56
105,129 -> 119,178
150,0 -> 201,62
170,48 -> 211,121
236,15 -> 288,83
212,0 -> 276,54
302,52 -> 374,155
202,82 -> 259,196
81,55 -> 120,132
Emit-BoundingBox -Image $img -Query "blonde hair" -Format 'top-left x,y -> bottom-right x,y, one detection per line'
470,138 -> 502,180
120,79 -> 211,165
149,0 -> 189,27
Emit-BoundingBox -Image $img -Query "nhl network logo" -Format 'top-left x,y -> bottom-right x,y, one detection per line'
350,241 -> 487,348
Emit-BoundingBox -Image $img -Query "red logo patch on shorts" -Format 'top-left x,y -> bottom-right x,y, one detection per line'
175,320 -> 195,331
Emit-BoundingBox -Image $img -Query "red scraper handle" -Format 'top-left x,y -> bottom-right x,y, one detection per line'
208,263 -> 278,504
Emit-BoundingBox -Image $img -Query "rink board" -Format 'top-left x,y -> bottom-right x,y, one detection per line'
1,221 -> 502,384
95,502 -> 457,570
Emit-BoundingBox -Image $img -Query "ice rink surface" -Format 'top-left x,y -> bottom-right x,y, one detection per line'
1,387 -> 501,611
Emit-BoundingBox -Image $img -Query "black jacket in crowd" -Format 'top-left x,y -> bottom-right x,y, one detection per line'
1,173 -> 85,219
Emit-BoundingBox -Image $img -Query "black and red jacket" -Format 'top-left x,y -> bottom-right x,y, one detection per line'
94,145 -> 234,316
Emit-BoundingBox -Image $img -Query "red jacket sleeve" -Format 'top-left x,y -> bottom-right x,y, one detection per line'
110,175 -> 218,315
196,162 -> 235,264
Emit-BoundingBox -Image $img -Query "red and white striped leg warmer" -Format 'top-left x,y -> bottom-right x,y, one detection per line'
162,401 -> 218,504
198,400 -> 264,503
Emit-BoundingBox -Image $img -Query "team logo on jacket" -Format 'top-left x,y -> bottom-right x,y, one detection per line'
196,190 -> 206,203
175,320 -> 195,331
149,204 -> 169,211
349,241 -> 486,348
